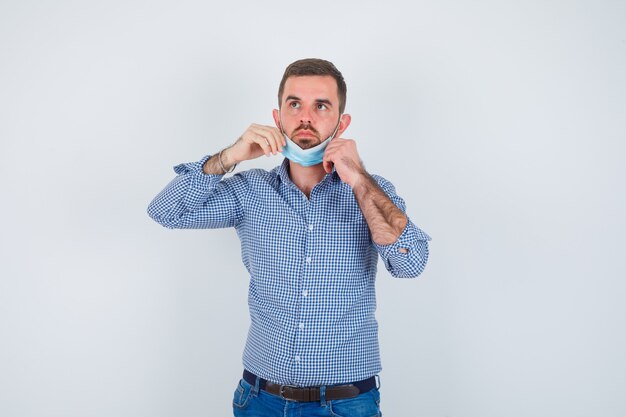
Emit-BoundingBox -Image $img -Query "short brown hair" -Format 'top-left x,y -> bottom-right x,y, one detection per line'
278,58 -> 347,114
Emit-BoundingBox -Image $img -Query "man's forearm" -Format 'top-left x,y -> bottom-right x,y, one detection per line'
203,147 -> 237,175
352,173 -> 408,246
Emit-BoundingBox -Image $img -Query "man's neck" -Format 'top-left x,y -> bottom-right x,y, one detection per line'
288,161 -> 327,198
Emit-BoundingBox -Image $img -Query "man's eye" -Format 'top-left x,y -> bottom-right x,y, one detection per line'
317,104 -> 327,110
290,102 -> 301,109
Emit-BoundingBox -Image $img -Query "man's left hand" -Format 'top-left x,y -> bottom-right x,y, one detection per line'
323,138 -> 366,188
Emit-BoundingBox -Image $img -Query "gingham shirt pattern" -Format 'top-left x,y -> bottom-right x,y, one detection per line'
148,156 -> 431,386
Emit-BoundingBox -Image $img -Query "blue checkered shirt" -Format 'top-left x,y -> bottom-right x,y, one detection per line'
147,156 -> 431,386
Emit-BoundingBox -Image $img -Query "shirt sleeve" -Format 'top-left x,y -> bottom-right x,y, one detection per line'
371,175 -> 431,279
147,155 -> 245,229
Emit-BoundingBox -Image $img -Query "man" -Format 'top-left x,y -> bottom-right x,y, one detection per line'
148,58 -> 431,416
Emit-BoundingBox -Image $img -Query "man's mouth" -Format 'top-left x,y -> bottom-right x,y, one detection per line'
292,124 -> 319,139
293,128 -> 319,139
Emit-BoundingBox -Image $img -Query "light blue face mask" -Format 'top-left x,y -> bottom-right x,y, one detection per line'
280,116 -> 342,167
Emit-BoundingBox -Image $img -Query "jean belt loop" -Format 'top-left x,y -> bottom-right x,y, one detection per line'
319,385 -> 327,407
252,375 -> 260,397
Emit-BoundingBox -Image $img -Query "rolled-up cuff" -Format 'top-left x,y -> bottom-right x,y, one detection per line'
375,219 -> 431,278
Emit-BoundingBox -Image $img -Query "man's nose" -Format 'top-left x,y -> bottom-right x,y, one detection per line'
299,107 -> 313,124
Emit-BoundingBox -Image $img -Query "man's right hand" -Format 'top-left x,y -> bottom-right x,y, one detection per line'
203,124 -> 285,175
228,124 -> 286,163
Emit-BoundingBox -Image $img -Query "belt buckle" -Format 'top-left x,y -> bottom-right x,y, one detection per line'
279,384 -> 299,401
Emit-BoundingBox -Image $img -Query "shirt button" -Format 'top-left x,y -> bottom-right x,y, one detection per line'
294,355 -> 301,363
302,290 -> 308,297
308,224 -> 314,231
305,257 -> 312,264
299,323 -> 305,330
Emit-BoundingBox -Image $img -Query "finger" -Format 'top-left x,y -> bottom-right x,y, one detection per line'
253,126 -> 280,155
325,138 -> 348,153
270,127 -> 285,151
257,124 -> 285,148
277,127 -> 286,147
249,133 -> 271,156
250,127 -> 277,155
265,126 -> 284,154
324,140 -> 340,153
267,126 -> 285,152
322,150 -> 335,173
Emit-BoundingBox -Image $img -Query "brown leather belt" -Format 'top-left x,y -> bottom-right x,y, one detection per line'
243,370 -> 377,402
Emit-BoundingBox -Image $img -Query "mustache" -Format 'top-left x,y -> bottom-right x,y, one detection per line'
292,123 -> 320,137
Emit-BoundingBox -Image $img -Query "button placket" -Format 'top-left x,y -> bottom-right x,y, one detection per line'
294,188 -> 319,374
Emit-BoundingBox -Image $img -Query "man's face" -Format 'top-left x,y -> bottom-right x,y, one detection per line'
273,75 -> 342,150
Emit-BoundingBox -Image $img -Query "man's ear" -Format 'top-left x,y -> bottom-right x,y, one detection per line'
272,109 -> 281,130
336,114 -> 352,137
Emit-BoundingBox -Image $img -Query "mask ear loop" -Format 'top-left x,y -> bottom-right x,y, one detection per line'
329,115 -> 342,140
278,112 -> 287,137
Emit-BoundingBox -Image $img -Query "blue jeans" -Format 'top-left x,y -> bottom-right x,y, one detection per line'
232,377 -> 382,417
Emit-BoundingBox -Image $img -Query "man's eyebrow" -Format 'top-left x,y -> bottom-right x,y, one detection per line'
315,99 -> 333,107
285,95 -> 300,102
284,96 -> 333,107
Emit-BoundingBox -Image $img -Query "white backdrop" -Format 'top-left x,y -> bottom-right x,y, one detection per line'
1,1 -> 625,416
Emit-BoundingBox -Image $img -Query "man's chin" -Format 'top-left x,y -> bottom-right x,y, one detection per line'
295,138 -> 319,149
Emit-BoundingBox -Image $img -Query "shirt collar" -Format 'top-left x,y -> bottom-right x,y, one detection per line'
275,158 -> 340,186
276,158 -> 292,185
